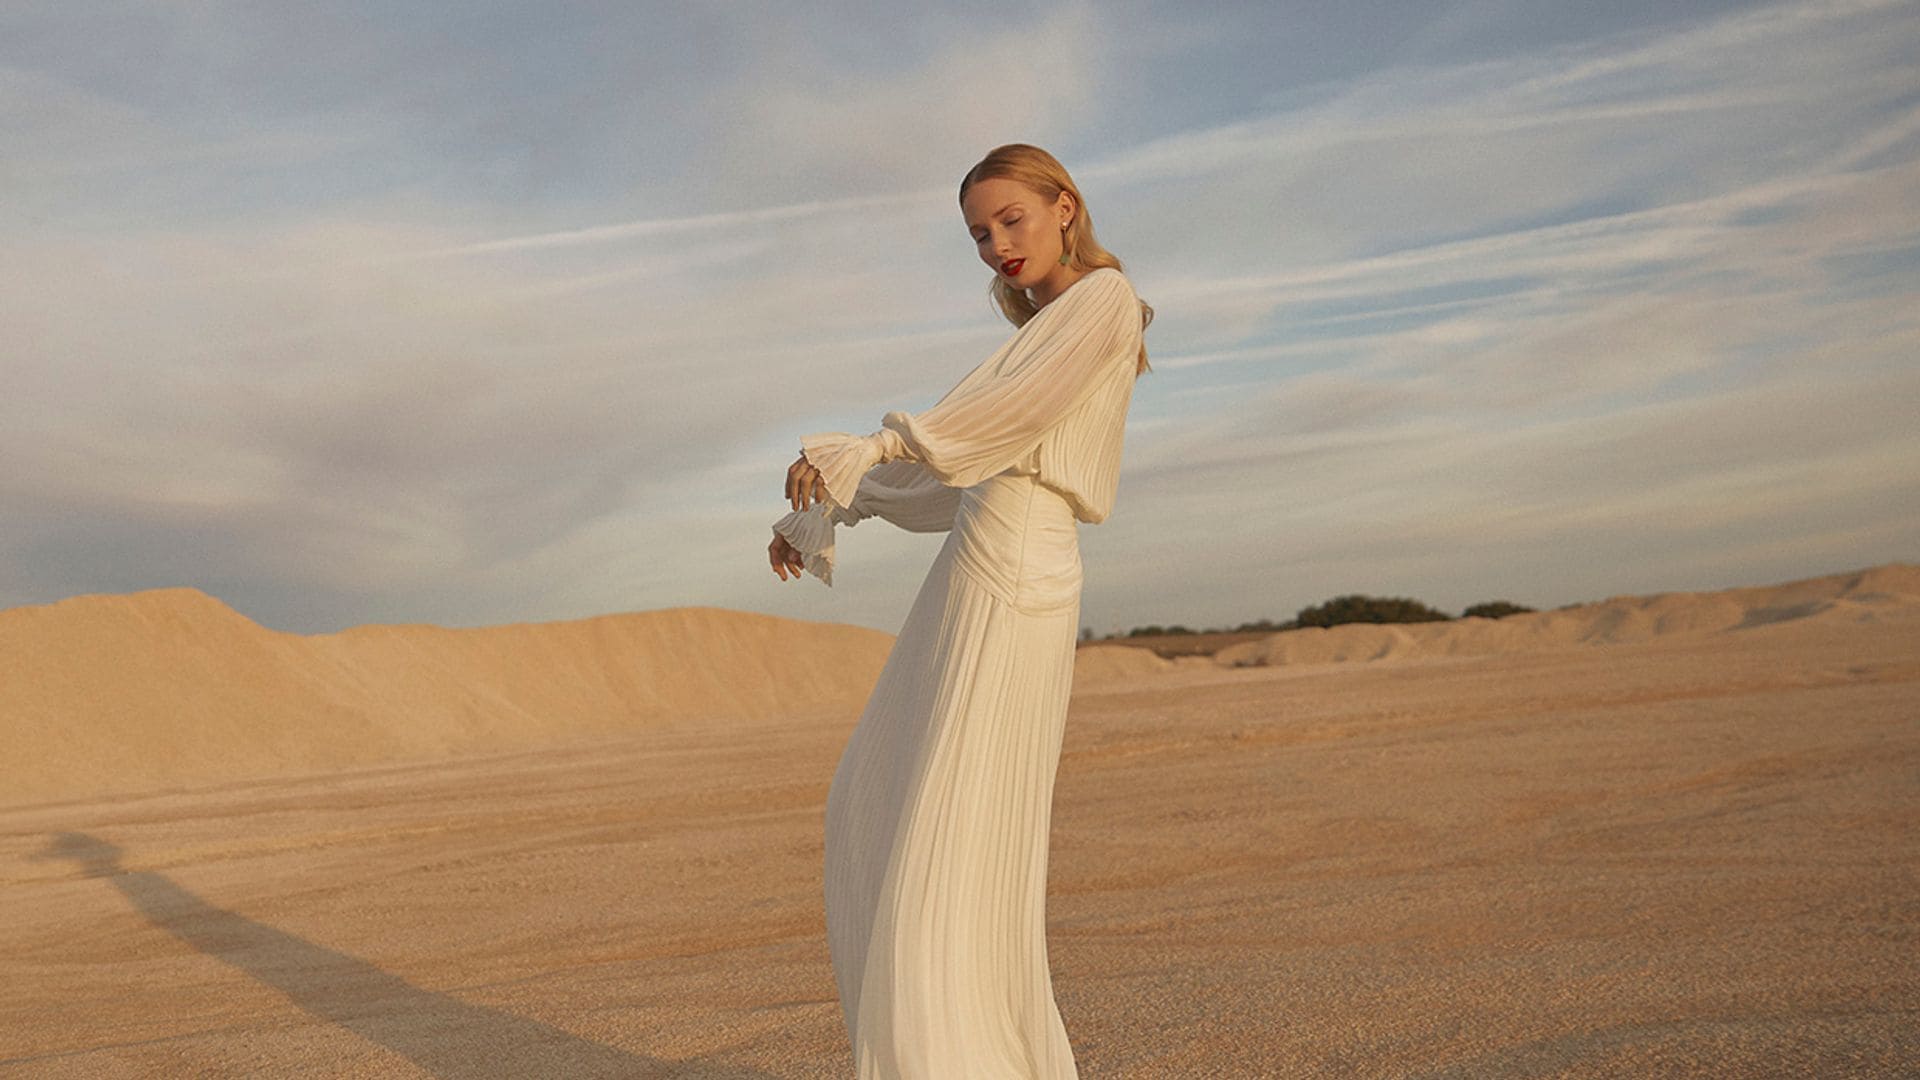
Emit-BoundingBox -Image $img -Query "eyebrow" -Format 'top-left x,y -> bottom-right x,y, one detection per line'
969,202 -> 1023,233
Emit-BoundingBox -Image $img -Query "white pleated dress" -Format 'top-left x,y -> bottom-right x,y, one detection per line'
772,267 -> 1144,1079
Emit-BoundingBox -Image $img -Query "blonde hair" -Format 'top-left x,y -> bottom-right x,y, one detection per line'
959,143 -> 1154,376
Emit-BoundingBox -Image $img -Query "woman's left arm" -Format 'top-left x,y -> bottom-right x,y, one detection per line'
796,269 -> 1140,511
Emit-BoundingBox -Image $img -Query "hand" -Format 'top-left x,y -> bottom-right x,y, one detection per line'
786,452 -> 828,511
769,531 -> 806,581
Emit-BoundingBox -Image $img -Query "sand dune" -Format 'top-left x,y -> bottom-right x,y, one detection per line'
1069,641 -> 1176,680
3,563 -> 1914,808
1211,562 -> 1920,668
0,590 -> 891,807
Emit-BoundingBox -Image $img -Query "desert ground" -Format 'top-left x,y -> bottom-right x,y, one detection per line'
1,565 -> 1915,1077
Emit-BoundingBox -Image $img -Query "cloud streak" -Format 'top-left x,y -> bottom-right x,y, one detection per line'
1,0 -> 1915,636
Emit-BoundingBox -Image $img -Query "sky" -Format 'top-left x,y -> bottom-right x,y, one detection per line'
3,0 -> 1917,638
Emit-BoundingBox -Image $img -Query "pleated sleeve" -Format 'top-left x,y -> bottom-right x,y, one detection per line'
839,460 -> 966,533
796,268 -> 1140,509
770,460 -> 964,585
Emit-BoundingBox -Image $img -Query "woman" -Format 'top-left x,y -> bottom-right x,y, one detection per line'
768,143 -> 1152,1078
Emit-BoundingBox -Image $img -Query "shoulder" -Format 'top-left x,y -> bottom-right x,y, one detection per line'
1084,268 -> 1141,333
1069,266 -> 1136,311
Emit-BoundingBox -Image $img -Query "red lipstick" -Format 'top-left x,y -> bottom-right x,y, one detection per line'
1001,258 -> 1025,277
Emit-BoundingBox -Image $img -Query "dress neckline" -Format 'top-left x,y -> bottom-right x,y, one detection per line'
1031,266 -> 1116,314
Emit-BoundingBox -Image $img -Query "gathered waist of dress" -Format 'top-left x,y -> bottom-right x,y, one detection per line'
948,473 -> 1082,616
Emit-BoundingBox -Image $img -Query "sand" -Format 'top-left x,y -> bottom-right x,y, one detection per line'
1,564 -> 1916,1075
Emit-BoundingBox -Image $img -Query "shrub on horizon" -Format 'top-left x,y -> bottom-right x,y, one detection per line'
1461,600 -> 1535,619
1295,594 -> 1452,628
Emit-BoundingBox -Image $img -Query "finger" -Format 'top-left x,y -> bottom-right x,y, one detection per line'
791,454 -> 810,508
773,536 -> 797,580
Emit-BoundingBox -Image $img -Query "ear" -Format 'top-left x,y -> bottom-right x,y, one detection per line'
1054,190 -> 1076,227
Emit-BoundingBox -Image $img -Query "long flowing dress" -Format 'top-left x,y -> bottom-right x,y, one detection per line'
771,266 -> 1144,1079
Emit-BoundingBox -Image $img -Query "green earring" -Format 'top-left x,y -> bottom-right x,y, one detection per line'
1058,223 -> 1071,265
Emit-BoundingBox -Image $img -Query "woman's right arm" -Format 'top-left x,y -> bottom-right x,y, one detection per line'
839,460 -> 964,533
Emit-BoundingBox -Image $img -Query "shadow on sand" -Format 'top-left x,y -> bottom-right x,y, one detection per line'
27,831 -> 785,1079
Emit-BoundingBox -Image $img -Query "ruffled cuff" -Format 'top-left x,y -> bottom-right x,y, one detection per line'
771,504 -> 841,586
799,430 -> 893,511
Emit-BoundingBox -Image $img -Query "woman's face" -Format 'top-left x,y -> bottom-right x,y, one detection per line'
962,177 -> 1073,291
